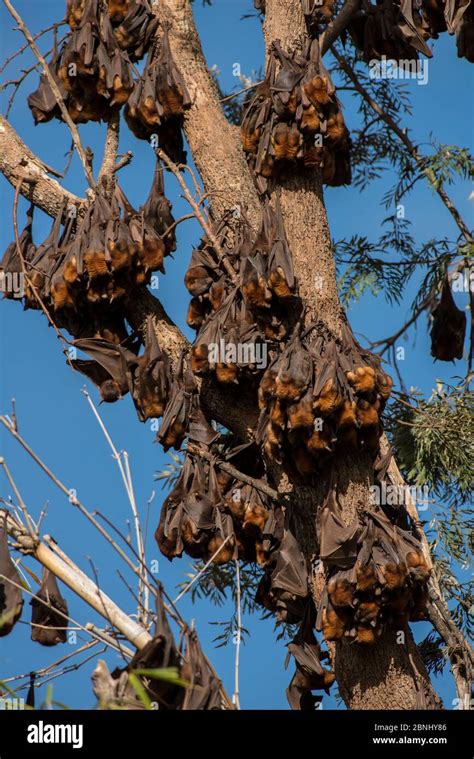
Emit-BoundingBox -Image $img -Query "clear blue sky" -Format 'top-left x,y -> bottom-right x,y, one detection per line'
0,1 -> 472,710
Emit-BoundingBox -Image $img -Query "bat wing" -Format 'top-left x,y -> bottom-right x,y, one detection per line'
30,569 -> 68,646
271,529 -> 308,597
0,514 -> 23,637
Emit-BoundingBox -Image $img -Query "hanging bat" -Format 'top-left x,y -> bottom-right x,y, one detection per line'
273,333 -> 313,402
113,1 -> 158,62
286,600 -> 335,710
1,205 -> 35,301
107,0 -> 130,24
270,529 -> 309,621
30,569 -> 68,646
430,276 -> 466,361
0,514 -> 23,637
66,0 -> 87,29
157,353 -> 195,450
268,196 -> 296,298
141,159 -> 176,254
71,337 -> 135,402
270,41 -> 305,119
316,489 -> 359,567
241,55 -> 276,155
28,48 -> 67,124
96,14 -> 134,107
126,317 -> 171,420
125,584 -> 184,708
179,627 -> 222,710
241,252 -> 271,309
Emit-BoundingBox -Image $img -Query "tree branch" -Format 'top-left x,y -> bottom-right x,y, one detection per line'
0,114 -> 84,217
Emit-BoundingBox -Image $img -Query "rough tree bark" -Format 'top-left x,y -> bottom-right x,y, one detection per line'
0,0 -> 446,709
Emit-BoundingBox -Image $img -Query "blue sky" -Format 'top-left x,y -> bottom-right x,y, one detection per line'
0,0 -> 472,710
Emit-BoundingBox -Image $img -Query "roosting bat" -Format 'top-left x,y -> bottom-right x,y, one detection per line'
286,600 -> 335,710
123,585 -> 184,708
71,337 -> 135,402
430,276 -> 466,361
157,353 -> 196,450
30,569 -> 68,646
0,205 -> 36,300
112,1 -> 158,62
0,514 -> 23,637
126,317 -> 171,420
179,627 -> 222,709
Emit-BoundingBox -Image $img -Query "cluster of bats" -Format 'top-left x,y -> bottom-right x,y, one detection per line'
241,39 -> 351,193
125,26 -> 191,164
156,443 -> 275,567
186,202 -> 300,386
29,0 -> 156,125
106,586 -> 222,709
256,319 -> 393,479
154,441 -> 336,708
0,514 -> 69,646
1,160 -> 175,339
316,467 -> 431,646
430,275 -> 467,361
348,0 -> 474,63
29,0 -> 192,160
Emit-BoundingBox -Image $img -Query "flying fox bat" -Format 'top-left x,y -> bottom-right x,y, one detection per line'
126,317 -> 170,420
123,585 -> 183,708
157,354 -> 196,450
107,0 -> 130,24
179,628 -> 222,710
28,48 -> 67,124
241,54 -> 276,155
241,252 -> 272,309
66,0 -> 87,29
301,0 -> 335,29
96,14 -> 134,107
316,490 -> 360,567
268,197 -> 296,298
71,337 -> 135,402
270,529 -> 308,621
30,569 -> 68,646
270,41 -> 305,118
273,333 -> 312,401
185,246 -> 218,297
113,2 -> 158,62
1,205 -> 36,300
430,276 -> 466,361
0,514 -> 23,637
286,601 -> 335,710
141,160 -> 176,253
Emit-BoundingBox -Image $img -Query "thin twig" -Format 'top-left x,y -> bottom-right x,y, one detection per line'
157,148 -> 238,284
187,442 -> 280,501
0,458 -> 37,539
82,389 -> 149,621
3,0 -> 96,190
173,536 -> 232,604
232,559 -> 242,710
